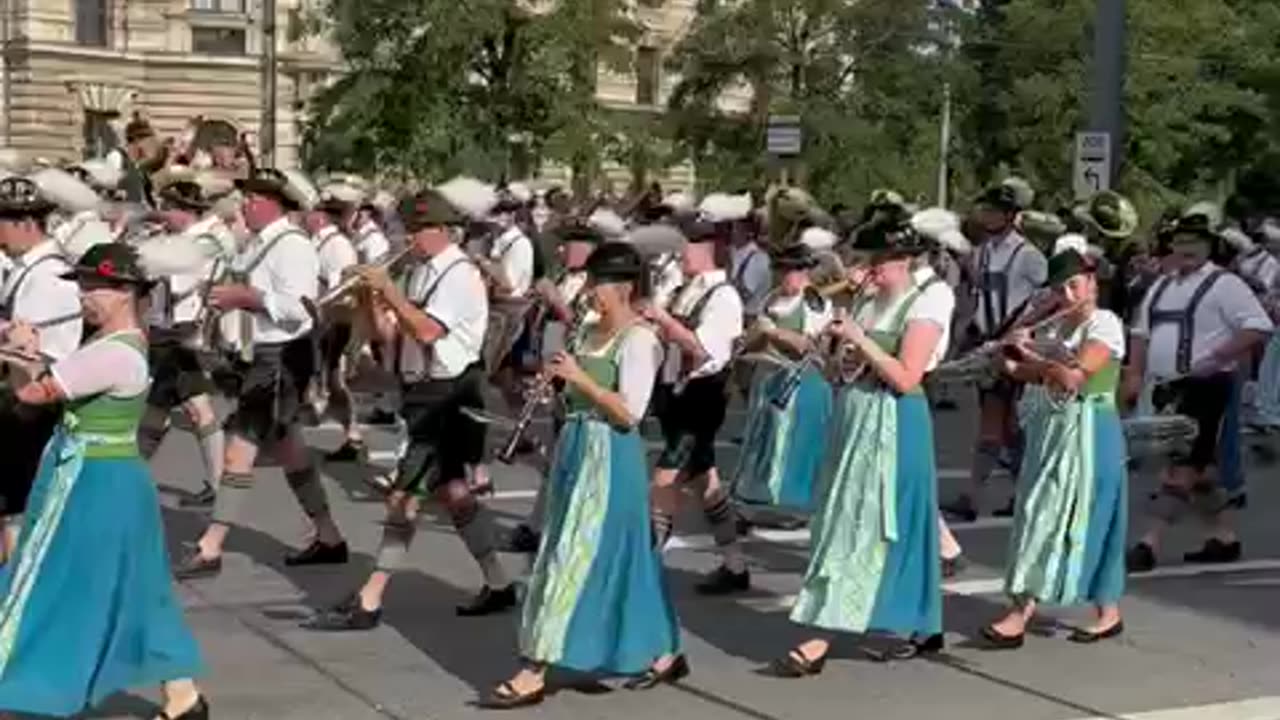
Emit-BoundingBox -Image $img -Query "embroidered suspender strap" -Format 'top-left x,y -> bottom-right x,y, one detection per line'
1147,270 -> 1227,374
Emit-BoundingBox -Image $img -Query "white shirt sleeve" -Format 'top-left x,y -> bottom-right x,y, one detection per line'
907,282 -> 956,330
1083,309 -> 1126,358
320,235 -> 359,290
51,338 -> 149,400
1216,273 -> 1274,333
424,261 -> 487,334
617,325 -> 662,422
14,269 -> 83,362
494,233 -> 534,297
691,286 -> 744,375
804,296 -> 835,337
357,229 -> 390,264
260,234 -> 320,331
1020,244 -> 1049,287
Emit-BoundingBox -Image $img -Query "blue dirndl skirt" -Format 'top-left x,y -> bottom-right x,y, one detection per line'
519,415 -> 681,675
0,430 -> 203,717
733,366 -> 832,512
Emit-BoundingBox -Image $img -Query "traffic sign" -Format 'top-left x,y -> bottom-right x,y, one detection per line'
1073,131 -> 1112,199
767,115 -> 802,157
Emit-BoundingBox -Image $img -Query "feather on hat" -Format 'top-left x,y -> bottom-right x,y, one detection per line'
281,169 -> 320,211
435,176 -> 499,220
911,207 -> 971,255
698,192 -> 753,223
799,226 -> 838,251
587,206 -> 628,239
76,157 -> 124,191
30,167 -> 100,214
50,211 -> 114,261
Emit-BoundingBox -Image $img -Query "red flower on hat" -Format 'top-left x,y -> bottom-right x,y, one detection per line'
97,259 -> 116,277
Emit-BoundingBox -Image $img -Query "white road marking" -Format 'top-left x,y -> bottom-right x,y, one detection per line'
736,559 -> 1280,612
1066,696 -> 1280,720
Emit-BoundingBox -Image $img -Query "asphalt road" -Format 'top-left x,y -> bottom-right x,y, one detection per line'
87,386 -> 1280,720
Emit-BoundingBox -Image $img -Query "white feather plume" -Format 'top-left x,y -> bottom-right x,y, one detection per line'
51,211 -> 114,262
662,191 -> 695,214
321,180 -> 366,206
136,233 -> 221,277
799,226 -> 838,251
436,176 -> 499,219
698,193 -> 752,223
1220,226 -> 1254,252
506,181 -> 534,205
588,207 -> 627,238
1261,218 -> 1280,246
77,158 -> 123,190
281,169 -> 320,211
371,189 -> 397,211
1053,233 -> 1089,257
31,167 -> 100,214
910,208 -> 971,254
1184,201 -> 1223,228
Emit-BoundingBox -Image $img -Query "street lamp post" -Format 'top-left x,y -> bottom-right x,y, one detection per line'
1088,0 -> 1125,185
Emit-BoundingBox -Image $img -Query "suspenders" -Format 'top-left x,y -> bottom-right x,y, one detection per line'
978,240 -> 1028,336
0,254 -> 76,326
395,258 -> 471,379
1146,269 -> 1227,374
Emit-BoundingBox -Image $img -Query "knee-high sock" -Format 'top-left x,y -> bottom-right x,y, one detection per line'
651,507 -> 675,550
527,480 -> 549,533
969,441 -> 1002,493
452,501 -> 507,587
212,472 -> 255,525
195,423 -> 225,490
286,466 -> 331,518
375,518 -> 417,572
703,489 -> 737,547
1149,485 -> 1191,525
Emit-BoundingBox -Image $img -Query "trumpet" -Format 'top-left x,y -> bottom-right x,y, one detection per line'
316,245 -> 415,308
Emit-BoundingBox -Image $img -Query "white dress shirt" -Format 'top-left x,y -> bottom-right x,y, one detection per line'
399,243 -> 489,380
490,225 -> 534,298
1046,308 -> 1126,359
1233,247 -> 1280,296
731,241 -> 772,317
2,240 -> 82,361
763,289 -> 833,337
232,217 -> 318,344
1133,262 -> 1274,378
164,215 -> 237,327
314,225 -> 359,293
972,230 -> 1047,335
661,269 -> 744,383
353,219 -> 390,264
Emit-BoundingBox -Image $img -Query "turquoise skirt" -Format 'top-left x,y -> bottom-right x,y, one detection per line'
519,416 -> 680,675
0,430 -> 203,717
1005,402 -> 1127,606
733,366 -> 832,512
791,390 -> 942,637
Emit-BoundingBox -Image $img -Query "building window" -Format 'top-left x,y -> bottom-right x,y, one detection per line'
636,46 -> 659,106
83,111 -> 119,159
74,0 -> 110,47
192,26 -> 247,55
190,0 -> 246,12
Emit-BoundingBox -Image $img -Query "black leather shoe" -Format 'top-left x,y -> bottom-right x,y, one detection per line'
501,525 -> 541,554
174,550 -> 222,581
156,695 -> 209,720
1184,538 -> 1242,564
456,585 -> 518,616
284,541 -> 349,567
324,441 -> 365,463
623,654 -> 690,690
1067,621 -> 1124,644
940,496 -> 978,523
304,596 -> 382,631
993,498 -> 1016,518
695,566 -> 750,596
1126,542 -> 1156,573
179,485 -> 216,509
980,624 -> 1025,650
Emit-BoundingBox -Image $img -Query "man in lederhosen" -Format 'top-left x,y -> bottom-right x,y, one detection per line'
1124,208 -> 1273,572
942,184 -> 1047,522
304,189 -> 514,631
304,185 -> 363,462
175,168 -> 350,579
136,168 -> 237,508
0,175 -> 83,562
645,219 -> 747,593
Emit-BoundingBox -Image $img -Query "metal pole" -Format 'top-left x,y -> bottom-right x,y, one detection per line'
937,82 -> 952,207
260,0 -> 277,168
1088,0 -> 1125,184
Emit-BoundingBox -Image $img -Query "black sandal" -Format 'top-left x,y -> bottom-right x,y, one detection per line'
980,624 -> 1025,650
1067,620 -> 1124,644
623,654 -> 690,690
155,695 -> 209,720
478,680 -> 546,709
770,647 -> 827,677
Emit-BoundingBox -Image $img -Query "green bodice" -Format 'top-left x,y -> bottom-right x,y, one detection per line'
850,284 -> 928,395
63,331 -> 149,459
1082,358 -> 1121,399
563,325 -> 629,415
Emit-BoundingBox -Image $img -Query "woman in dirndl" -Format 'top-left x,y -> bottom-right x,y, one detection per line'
480,242 -> 680,709
980,247 -> 1127,649
0,243 -> 207,719
773,212 -> 953,676
732,243 -> 833,513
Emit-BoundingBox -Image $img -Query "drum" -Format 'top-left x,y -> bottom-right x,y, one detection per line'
1122,414 -> 1199,459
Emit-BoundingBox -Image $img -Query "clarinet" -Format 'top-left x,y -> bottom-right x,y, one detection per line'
496,310 -> 583,463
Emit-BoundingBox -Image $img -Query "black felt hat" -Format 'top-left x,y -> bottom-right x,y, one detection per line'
1044,249 -> 1094,287
853,208 -> 928,260
0,177 -> 57,219
235,168 -> 303,211
398,189 -> 465,232
556,221 -> 605,246
61,242 -> 155,290
585,242 -> 646,283
771,243 -> 819,270
974,184 -> 1022,214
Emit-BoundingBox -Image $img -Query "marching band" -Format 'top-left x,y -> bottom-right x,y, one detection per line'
2,137 -> 1280,718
